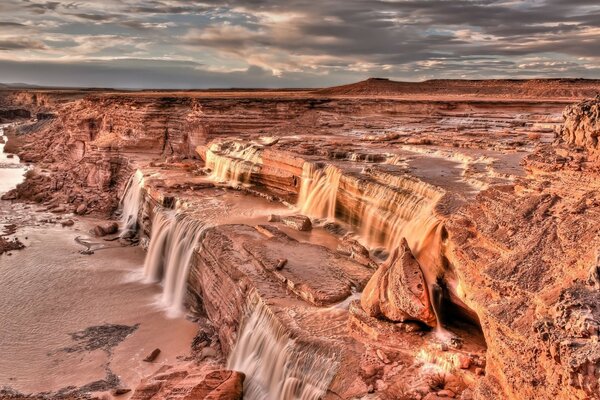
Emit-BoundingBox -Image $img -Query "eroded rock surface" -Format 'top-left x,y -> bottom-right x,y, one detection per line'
560,95 -> 600,162
2,82 -> 600,399
361,238 -> 437,327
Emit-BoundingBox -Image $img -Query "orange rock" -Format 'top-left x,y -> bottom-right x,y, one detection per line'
361,238 -> 436,327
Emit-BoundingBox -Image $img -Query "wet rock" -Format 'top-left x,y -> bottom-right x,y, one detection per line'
185,370 -> 244,400
131,366 -> 243,400
0,237 -> 25,255
280,215 -> 312,231
323,221 -> 347,236
361,238 -> 436,327
338,238 -> 376,268
60,219 -> 75,227
93,222 -> 119,237
143,348 -> 161,362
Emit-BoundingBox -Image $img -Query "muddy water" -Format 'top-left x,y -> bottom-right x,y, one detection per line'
0,213 -> 198,395
0,131 -> 197,395
0,124 -> 26,195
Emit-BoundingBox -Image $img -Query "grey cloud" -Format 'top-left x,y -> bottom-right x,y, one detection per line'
0,0 -> 598,87
0,38 -> 47,50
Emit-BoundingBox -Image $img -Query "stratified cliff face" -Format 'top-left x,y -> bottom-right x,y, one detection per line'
560,95 -> 600,161
447,103 -> 600,399
2,83 -> 600,399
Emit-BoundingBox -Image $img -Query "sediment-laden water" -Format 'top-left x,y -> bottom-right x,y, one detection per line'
0,124 -> 26,195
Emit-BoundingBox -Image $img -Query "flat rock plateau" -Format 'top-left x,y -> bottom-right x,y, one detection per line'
0,78 -> 599,400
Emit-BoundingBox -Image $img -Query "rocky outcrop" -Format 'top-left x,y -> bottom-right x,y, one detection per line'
131,365 -> 245,400
447,166 -> 600,399
361,238 -> 437,327
0,108 -> 30,123
560,95 -> 600,161
4,83 -> 600,399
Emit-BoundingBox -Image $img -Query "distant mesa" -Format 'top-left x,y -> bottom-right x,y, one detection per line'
314,77 -> 600,98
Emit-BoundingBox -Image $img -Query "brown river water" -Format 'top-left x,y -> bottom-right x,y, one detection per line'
0,126 -> 197,396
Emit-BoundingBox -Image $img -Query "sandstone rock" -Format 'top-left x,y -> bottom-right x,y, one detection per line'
75,203 -> 87,215
458,354 -> 471,369
112,388 -> 131,396
93,222 -> 119,237
560,95 -> 600,159
280,215 -> 312,231
275,258 -> 287,270
199,346 -> 217,360
267,214 -> 281,222
131,366 -> 243,400
437,389 -> 455,398
361,238 -> 436,327
184,370 -> 244,400
143,348 -> 161,362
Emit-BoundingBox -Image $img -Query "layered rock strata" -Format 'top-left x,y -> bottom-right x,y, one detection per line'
1,83 -> 599,399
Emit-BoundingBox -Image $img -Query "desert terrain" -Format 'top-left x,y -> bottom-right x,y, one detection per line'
0,78 -> 599,400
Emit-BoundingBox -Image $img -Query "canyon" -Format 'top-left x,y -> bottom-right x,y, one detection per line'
0,78 -> 599,400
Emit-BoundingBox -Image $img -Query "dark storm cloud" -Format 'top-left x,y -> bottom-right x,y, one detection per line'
0,0 -> 598,87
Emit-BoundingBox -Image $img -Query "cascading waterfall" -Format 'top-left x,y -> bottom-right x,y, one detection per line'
228,300 -> 339,400
143,209 -> 206,316
119,170 -> 144,237
295,162 -> 452,329
296,163 -> 342,220
205,141 -> 262,186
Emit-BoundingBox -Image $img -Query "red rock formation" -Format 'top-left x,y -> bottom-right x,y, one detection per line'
131,364 -> 244,400
3,83 -> 600,399
361,238 -> 437,327
560,95 -> 600,162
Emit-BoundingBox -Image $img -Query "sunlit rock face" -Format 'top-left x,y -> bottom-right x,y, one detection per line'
446,98 -> 600,399
2,81 -> 600,399
361,238 -> 437,327
560,95 -> 600,163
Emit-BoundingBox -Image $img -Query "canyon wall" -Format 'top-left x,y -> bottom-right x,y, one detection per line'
560,95 -> 600,162
1,83 -> 600,399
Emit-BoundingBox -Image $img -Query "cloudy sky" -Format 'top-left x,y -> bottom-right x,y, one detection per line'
0,0 -> 598,88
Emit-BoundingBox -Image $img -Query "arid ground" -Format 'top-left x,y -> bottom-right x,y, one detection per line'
0,78 -> 599,400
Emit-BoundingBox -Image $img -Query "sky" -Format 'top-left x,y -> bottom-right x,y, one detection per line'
0,0 -> 598,88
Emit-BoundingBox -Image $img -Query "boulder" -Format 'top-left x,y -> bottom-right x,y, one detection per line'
75,203 -> 87,215
280,215 -> 312,231
560,95 -> 600,160
361,238 -> 436,327
93,222 -> 119,237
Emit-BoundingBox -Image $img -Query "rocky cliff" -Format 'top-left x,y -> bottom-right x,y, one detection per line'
560,95 -> 600,162
1,83 -> 600,399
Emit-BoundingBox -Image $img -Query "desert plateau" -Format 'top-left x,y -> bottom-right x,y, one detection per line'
0,77 -> 599,399
1,1 -> 600,399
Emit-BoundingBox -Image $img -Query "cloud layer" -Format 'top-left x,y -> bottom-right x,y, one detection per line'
0,0 -> 598,88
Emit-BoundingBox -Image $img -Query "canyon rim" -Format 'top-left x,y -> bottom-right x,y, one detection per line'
1,2 -> 600,400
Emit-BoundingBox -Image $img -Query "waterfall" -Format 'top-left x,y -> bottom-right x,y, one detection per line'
205,141 -> 262,186
143,210 -> 206,316
119,170 -> 144,237
228,300 -> 339,400
297,163 -> 341,220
